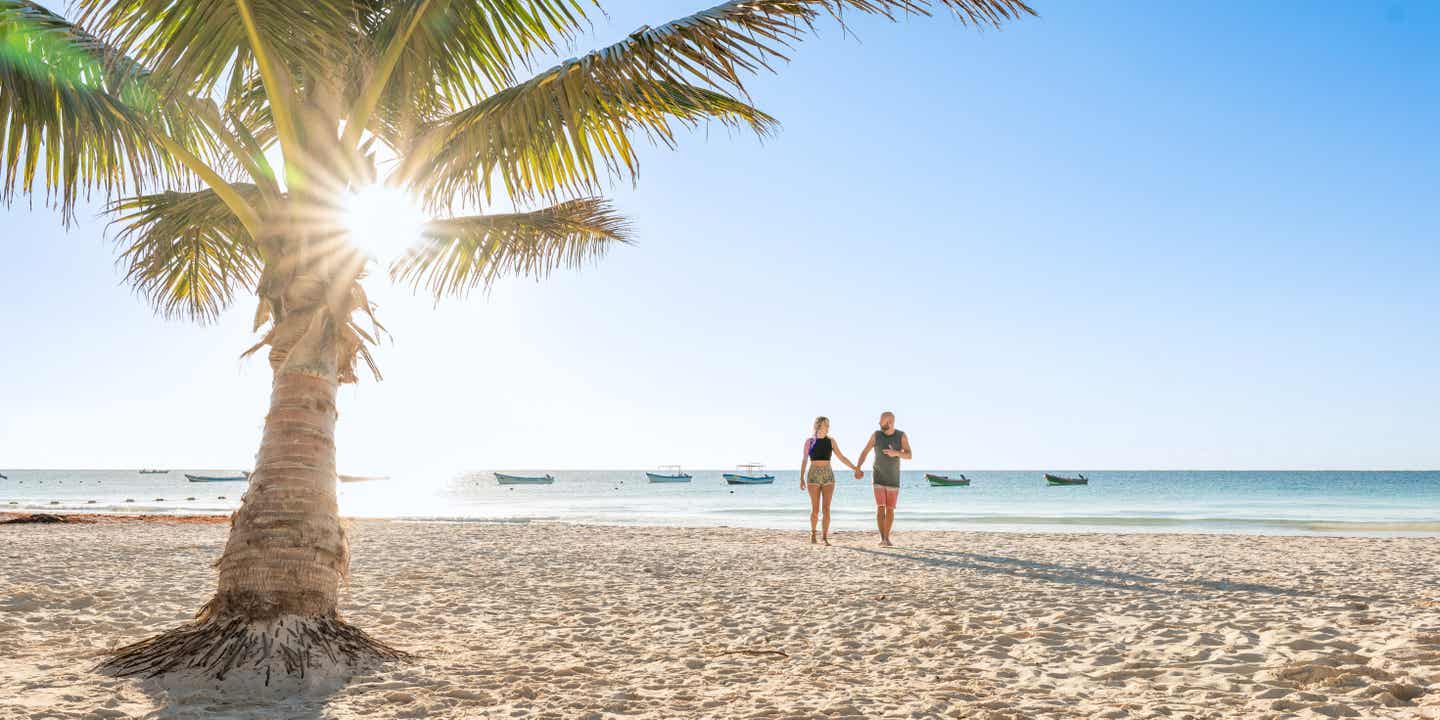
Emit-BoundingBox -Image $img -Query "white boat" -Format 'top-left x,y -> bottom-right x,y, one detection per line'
494,472 -> 555,485
722,463 -> 775,485
645,465 -> 692,483
138,469 -> 169,474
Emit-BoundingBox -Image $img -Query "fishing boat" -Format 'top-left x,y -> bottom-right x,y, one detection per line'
185,472 -> 250,483
339,474 -> 389,483
138,469 -> 169,474
926,473 -> 971,486
722,464 -> 775,485
494,472 -> 555,485
1045,473 -> 1089,485
645,465 -> 692,483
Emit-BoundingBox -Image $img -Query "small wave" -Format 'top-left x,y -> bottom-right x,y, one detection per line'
381,515 -> 557,525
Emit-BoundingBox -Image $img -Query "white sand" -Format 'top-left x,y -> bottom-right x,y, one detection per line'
2,520 -> 1439,719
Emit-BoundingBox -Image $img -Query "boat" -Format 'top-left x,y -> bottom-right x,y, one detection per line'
645,465 -> 692,483
0,473 -> 6,479
494,472 -> 555,485
926,473 -> 971,486
185,472 -> 250,483
339,474 -> 389,483
1045,473 -> 1089,485
138,469 -> 169,474
722,464 -> 775,485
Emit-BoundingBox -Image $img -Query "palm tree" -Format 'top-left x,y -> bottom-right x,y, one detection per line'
1,0 -> 1034,683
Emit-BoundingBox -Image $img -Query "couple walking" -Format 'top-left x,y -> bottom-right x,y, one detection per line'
799,412 -> 912,547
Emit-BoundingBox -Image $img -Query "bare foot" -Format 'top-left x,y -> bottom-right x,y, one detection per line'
810,531 -> 817,545
882,540 -> 894,547
822,535 -> 831,546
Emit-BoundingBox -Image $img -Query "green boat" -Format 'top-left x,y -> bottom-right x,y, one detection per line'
926,473 -> 970,486
1045,473 -> 1088,486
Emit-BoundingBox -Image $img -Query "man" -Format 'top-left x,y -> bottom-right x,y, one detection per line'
854,411 -> 912,547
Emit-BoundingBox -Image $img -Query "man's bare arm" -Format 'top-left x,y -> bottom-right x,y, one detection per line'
856,435 -> 876,467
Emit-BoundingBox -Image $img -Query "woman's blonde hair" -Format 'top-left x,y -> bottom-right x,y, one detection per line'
812,416 -> 830,438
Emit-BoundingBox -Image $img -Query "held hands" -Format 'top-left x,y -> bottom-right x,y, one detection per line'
853,468 -> 864,480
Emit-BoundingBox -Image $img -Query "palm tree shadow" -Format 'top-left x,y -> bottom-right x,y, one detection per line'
841,546 -> 1355,600
125,670 -> 357,718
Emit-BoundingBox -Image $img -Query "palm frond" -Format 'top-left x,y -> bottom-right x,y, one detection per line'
408,77 -> 777,210
390,197 -> 630,298
74,0 -> 358,101
109,185 -> 266,323
365,0 -> 593,110
0,0 -> 179,217
593,0 -> 1037,100
404,0 -> 1032,208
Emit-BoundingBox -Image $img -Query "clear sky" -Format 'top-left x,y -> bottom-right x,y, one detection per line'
2,1 -> 1437,471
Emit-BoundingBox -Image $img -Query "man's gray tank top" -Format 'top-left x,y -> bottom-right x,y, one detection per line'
872,430 -> 904,487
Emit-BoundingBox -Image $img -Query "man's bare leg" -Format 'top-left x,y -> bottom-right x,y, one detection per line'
882,508 -> 896,547
875,506 -> 887,545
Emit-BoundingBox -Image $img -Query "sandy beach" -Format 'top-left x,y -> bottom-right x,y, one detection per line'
2,518 -> 1438,719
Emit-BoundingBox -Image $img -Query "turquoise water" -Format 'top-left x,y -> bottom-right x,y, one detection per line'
2,469 -> 1437,536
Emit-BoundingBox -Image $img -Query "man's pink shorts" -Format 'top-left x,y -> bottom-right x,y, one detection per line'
873,484 -> 899,509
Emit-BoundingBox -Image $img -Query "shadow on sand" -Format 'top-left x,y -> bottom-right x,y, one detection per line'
125,667 -> 366,719
840,545 -> 1367,601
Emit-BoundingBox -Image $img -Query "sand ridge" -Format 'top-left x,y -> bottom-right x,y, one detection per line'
2,521 -> 1438,718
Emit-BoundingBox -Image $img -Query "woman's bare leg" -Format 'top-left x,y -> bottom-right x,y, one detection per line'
807,483 -> 821,542
820,483 -> 835,545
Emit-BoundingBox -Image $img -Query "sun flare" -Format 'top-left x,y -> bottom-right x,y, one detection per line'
343,185 -> 426,260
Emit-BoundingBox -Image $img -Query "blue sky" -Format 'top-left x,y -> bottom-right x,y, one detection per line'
2,1 -> 1437,471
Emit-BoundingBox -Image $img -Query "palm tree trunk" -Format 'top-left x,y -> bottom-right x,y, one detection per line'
97,294 -> 405,684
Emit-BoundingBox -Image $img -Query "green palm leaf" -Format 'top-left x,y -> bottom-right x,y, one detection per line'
74,0 -> 357,100
363,0 -> 594,118
402,0 -> 1032,208
0,0 -> 177,216
110,185 -> 265,323
596,0 -> 1037,100
391,197 -> 631,298
408,77 -> 776,210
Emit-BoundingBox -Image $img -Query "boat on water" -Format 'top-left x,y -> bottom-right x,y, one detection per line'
494,472 -> 555,485
0,472 -> 7,479
1045,473 -> 1089,485
926,473 -> 971,486
185,472 -> 250,483
138,469 -> 169,474
339,474 -> 389,483
645,465 -> 692,483
723,464 -> 775,485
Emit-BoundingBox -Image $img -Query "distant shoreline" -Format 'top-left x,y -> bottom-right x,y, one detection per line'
6,467 -> 1440,472
4,468 -> 1438,537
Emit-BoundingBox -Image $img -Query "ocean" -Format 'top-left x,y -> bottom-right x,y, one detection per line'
2,469 -> 1437,536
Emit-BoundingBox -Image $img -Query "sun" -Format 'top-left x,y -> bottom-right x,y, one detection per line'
342,184 -> 427,260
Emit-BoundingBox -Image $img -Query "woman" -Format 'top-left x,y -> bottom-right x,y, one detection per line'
799,416 -> 859,545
